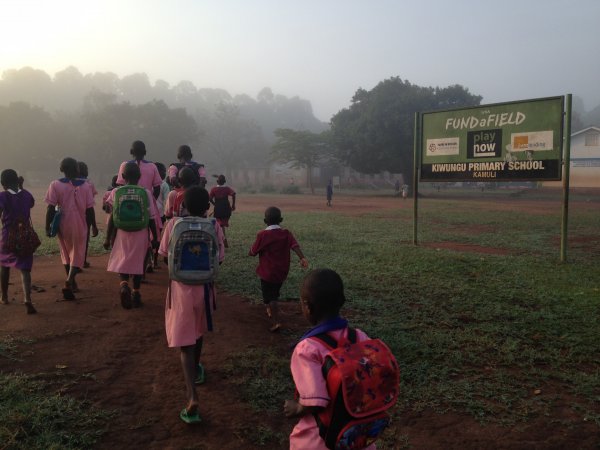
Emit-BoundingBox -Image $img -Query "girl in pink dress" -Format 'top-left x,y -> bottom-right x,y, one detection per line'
45,158 -> 98,300
103,162 -> 159,309
0,169 -> 36,314
284,269 -> 376,450
158,186 -> 225,424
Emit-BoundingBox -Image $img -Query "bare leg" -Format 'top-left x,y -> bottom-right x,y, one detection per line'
194,337 -> 203,366
20,270 -> 35,314
180,345 -> 199,410
1,267 -> 9,304
269,300 -> 281,332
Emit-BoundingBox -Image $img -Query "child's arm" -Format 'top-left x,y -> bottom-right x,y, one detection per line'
86,207 -> 99,237
292,247 -> 308,268
45,205 -> 56,236
283,399 -> 322,418
149,219 -> 159,249
103,216 -> 115,249
248,234 -> 262,256
231,191 -> 236,211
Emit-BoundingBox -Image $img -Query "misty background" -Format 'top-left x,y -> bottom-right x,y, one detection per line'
1,0 -> 599,186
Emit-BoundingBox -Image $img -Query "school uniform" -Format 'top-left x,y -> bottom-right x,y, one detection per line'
290,327 -> 375,450
45,179 -> 94,269
158,217 -> 225,347
105,187 -> 158,275
0,189 -> 35,271
209,185 -> 235,227
249,225 -> 299,302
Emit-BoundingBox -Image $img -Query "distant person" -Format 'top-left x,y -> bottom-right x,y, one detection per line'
168,145 -> 207,188
45,157 -> 98,300
78,161 -> 98,269
249,206 -> 308,332
103,162 -> 159,309
209,174 -> 236,248
401,184 -> 409,200
326,179 -> 333,207
284,269 -> 399,450
159,186 -> 225,424
0,169 -> 37,314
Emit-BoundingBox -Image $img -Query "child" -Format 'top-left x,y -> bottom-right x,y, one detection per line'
326,179 -> 333,207
209,174 -> 236,248
284,269 -> 376,450
168,144 -> 207,188
158,185 -> 225,424
78,161 -> 98,268
164,167 -> 196,219
103,162 -> 159,309
249,206 -> 308,332
0,169 -> 37,314
153,162 -> 170,268
45,157 -> 98,300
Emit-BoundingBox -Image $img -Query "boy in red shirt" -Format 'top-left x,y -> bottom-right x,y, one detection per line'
249,206 -> 308,332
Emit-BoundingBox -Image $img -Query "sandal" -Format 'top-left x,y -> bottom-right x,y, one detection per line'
179,406 -> 201,424
194,363 -> 205,385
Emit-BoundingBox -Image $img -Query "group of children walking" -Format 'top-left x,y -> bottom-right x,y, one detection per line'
0,139 -> 399,449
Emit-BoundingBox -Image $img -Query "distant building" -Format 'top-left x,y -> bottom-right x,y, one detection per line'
546,126 -> 600,188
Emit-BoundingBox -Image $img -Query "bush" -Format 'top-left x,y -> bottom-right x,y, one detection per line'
280,185 -> 301,195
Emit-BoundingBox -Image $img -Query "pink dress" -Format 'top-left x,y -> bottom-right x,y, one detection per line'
45,179 -> 94,268
290,327 -> 376,450
158,217 -> 225,348
0,189 -> 35,271
105,188 -> 158,275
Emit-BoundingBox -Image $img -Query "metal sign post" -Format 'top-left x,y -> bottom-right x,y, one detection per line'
560,94 -> 572,263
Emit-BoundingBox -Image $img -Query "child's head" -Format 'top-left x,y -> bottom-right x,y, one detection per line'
177,145 -> 192,162
130,140 -> 146,160
1,169 -> 19,190
216,174 -> 226,186
264,206 -> 283,226
77,161 -> 89,178
60,157 -> 78,178
122,162 -> 141,185
155,162 -> 167,180
178,167 -> 196,188
300,269 -> 346,324
184,186 -> 210,216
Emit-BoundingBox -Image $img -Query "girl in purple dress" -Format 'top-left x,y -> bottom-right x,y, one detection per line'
0,169 -> 36,314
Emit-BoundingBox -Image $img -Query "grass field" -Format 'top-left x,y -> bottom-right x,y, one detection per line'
2,190 -> 599,448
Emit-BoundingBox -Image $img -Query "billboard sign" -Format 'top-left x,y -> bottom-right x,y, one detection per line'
420,96 -> 564,181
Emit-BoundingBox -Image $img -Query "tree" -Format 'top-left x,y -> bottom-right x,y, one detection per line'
330,77 -> 482,185
271,129 -> 331,193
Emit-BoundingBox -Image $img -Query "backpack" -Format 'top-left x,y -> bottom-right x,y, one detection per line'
310,328 -> 400,450
112,185 -> 150,231
2,193 -> 41,256
168,216 -> 219,284
171,162 -> 204,186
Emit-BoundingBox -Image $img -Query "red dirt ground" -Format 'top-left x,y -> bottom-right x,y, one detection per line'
1,192 -> 598,449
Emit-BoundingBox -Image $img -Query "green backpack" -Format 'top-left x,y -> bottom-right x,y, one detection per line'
113,185 -> 150,231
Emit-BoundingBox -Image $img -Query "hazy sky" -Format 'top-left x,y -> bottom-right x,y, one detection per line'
1,0 -> 599,121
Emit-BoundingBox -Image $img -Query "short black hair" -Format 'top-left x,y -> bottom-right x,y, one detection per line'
177,145 -> 192,161
178,167 -> 196,188
0,169 -> 19,188
122,161 -> 141,184
130,140 -> 146,158
302,269 -> 346,318
184,186 -> 210,215
217,174 -> 226,185
60,157 -> 78,178
264,206 -> 282,225
77,161 -> 89,178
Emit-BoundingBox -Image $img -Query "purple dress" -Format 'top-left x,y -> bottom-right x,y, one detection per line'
0,189 -> 35,271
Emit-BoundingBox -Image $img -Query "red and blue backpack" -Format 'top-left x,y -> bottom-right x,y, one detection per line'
309,328 -> 400,450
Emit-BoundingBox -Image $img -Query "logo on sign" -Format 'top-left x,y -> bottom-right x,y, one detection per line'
467,129 -> 502,158
426,137 -> 460,156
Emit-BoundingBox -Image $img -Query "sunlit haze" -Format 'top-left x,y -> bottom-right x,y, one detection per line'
1,0 -> 599,120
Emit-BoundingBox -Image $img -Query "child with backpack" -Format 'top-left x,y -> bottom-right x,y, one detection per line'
45,157 -> 98,300
158,185 -> 225,424
249,206 -> 308,332
167,144 -> 207,188
0,169 -> 38,314
103,162 -> 159,309
284,269 -> 400,450
164,167 -> 196,220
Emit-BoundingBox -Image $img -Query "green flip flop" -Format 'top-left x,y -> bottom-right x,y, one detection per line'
194,363 -> 205,385
180,407 -> 201,424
